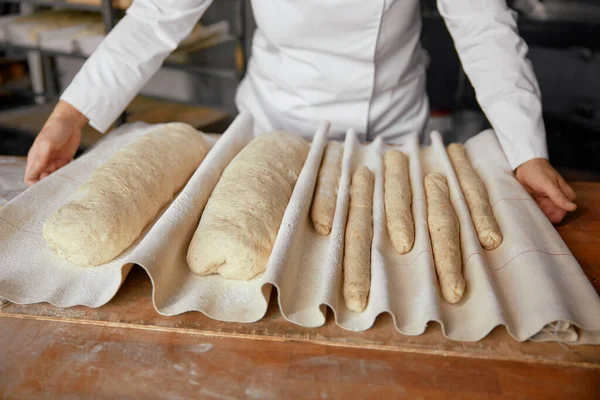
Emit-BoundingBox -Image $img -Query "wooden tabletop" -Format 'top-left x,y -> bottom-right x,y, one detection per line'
1,170 -> 599,397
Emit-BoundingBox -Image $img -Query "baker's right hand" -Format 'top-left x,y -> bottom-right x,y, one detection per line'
25,100 -> 87,186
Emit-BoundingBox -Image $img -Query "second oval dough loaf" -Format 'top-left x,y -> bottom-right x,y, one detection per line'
43,123 -> 209,266
187,131 -> 309,280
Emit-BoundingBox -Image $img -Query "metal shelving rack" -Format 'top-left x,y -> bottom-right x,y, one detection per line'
0,0 -> 248,125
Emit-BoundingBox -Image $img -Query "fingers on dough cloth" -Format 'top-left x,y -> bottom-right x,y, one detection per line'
311,141 -> 343,235
424,173 -> 465,304
343,165 -> 375,312
43,123 -> 209,266
187,131 -> 310,280
447,143 -> 502,250
384,149 -> 415,254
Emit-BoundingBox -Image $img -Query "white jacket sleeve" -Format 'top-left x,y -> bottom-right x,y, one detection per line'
60,0 -> 213,133
438,0 -> 548,169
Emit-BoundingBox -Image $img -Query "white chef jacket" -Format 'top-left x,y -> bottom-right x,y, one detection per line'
61,0 -> 548,169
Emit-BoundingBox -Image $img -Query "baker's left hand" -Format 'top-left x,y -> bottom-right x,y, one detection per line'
515,158 -> 576,224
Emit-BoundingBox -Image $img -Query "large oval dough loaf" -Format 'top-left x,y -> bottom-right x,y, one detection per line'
43,123 -> 208,266
187,131 -> 309,280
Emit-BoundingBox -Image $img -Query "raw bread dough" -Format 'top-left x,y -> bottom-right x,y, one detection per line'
424,173 -> 465,304
447,143 -> 502,250
43,123 -> 208,266
384,149 -> 414,254
343,165 -> 374,312
311,141 -> 343,235
187,131 -> 309,280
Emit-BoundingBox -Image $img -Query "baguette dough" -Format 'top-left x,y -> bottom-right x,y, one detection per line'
187,131 -> 309,280
343,166 -> 374,312
424,173 -> 465,304
384,149 -> 414,254
447,143 -> 502,250
43,123 -> 208,266
311,141 -> 343,235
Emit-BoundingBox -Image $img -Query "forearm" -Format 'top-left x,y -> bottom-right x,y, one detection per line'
60,0 -> 213,133
47,100 -> 88,129
438,0 -> 548,169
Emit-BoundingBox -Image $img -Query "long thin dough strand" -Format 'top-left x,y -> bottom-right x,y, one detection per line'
311,141 -> 343,235
425,173 -> 465,304
384,149 -> 414,254
447,143 -> 502,250
343,166 -> 374,312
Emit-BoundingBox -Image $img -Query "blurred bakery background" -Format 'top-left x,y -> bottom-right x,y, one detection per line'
0,0 -> 599,178
0,0 -> 243,157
